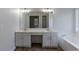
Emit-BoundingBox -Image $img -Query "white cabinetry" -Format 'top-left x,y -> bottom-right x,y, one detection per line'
42,33 -> 50,48
15,31 -> 58,48
50,32 -> 58,48
15,32 -> 31,48
23,34 -> 31,47
16,33 -> 24,47
42,32 -> 58,48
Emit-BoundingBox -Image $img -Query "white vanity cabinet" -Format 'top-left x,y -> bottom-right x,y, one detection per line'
42,32 -> 58,48
15,32 -> 31,48
15,29 -> 58,48
50,32 -> 58,48
42,33 -> 51,48
15,33 -> 24,47
23,33 -> 31,47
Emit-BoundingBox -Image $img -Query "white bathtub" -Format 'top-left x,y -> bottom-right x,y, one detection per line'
59,33 -> 79,51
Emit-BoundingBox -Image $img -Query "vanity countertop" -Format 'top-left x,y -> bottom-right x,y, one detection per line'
16,28 -> 49,32
15,28 -> 57,34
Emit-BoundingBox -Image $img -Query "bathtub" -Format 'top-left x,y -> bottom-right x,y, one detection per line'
59,33 -> 79,51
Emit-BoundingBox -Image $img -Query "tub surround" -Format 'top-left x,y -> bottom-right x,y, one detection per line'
15,28 -> 58,48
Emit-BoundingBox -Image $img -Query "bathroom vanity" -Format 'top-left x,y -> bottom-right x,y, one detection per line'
15,28 -> 58,48
15,8 -> 58,48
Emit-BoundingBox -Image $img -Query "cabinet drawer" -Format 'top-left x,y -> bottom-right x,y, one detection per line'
16,33 -> 24,37
23,35 -> 31,47
16,39 -> 24,47
15,32 -> 31,47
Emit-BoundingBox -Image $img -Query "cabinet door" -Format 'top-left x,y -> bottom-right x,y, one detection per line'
42,34 -> 50,48
15,33 -> 24,47
24,34 -> 31,48
50,32 -> 58,48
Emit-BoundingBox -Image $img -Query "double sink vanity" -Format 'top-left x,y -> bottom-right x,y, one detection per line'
15,8 -> 58,48
15,28 -> 58,48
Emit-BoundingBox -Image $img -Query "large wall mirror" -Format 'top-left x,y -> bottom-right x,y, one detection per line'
29,15 -> 48,28
42,15 -> 48,28
30,16 -> 39,28
19,8 -> 54,29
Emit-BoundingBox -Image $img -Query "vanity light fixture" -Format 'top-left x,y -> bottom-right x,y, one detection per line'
21,8 -> 31,13
42,8 -> 54,13
13,8 -> 31,16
